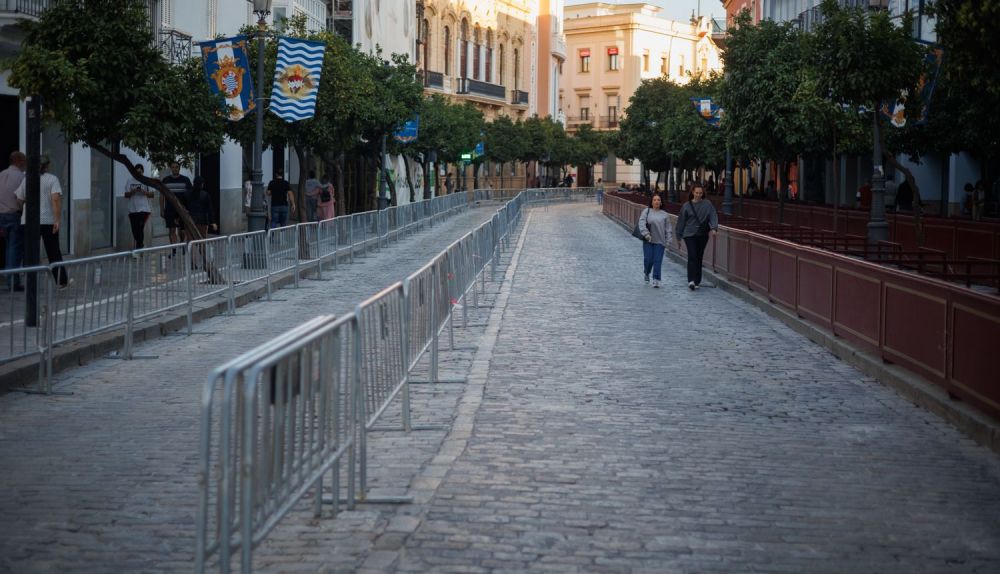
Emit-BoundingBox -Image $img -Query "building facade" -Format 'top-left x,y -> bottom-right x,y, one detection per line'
562,2 -> 723,185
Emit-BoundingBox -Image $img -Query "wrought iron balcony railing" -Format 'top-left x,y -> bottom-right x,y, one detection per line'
599,116 -> 619,129
1,0 -> 49,18
511,89 -> 529,106
566,115 -> 593,125
455,77 -> 505,100
160,28 -> 193,65
423,70 -> 444,89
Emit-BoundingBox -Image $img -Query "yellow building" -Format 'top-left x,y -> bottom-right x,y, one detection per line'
418,1 -> 565,122
563,2 -> 722,185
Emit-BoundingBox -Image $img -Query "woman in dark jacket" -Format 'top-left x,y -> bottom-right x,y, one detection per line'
674,183 -> 719,290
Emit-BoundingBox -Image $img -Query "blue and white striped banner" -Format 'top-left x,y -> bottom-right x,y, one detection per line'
270,37 -> 325,122
199,36 -> 255,121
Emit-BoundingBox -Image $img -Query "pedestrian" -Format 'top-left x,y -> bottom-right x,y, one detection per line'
304,169 -> 321,222
745,177 -> 758,199
124,164 -> 155,249
0,151 -> 26,290
596,177 -> 604,204
317,175 -> 336,220
266,169 -> 295,228
896,179 -> 913,212
445,172 -> 455,195
15,156 -> 69,288
764,180 -> 777,201
161,161 -> 192,244
674,182 -> 719,290
186,176 -> 217,239
638,193 -> 673,288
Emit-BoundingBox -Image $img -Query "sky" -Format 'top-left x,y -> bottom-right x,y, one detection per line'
627,1 -> 724,22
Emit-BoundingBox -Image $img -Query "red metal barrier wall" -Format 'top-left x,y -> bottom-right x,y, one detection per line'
604,195 -> 1000,420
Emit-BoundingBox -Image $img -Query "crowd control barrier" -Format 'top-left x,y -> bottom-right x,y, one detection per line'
194,188 -> 588,573
0,192 -> 470,392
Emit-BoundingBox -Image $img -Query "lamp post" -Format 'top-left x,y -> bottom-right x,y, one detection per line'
867,112 -> 889,245
248,0 -> 272,234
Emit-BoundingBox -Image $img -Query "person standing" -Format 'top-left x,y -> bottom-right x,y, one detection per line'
266,169 -> 295,228
675,183 -> 719,290
317,175 -> 336,220
186,176 -> 217,239
638,193 -> 673,288
0,151 -> 26,290
124,164 -> 155,249
161,161 -> 192,244
303,170 -> 321,222
15,156 -> 69,288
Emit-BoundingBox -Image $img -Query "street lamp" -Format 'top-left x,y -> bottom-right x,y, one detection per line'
867,112 -> 889,245
248,0 -> 272,234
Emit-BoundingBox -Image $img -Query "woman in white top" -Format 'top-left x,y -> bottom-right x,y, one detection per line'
15,155 -> 69,287
124,164 -> 155,248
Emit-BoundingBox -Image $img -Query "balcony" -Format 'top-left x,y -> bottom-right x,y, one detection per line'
511,89 -> 529,106
1,0 -> 49,18
551,32 -> 566,60
456,77 -> 506,101
160,28 -> 193,65
599,116 -> 619,129
423,69 -> 444,90
566,115 -> 593,126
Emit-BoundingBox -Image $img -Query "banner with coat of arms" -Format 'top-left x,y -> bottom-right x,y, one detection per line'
199,36 -> 255,121
271,37 -> 325,122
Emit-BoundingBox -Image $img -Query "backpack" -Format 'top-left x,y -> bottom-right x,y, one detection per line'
320,185 -> 332,202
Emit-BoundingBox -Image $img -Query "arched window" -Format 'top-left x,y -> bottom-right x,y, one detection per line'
486,29 -> 493,83
518,47 -> 523,89
444,26 -> 451,75
461,19 -> 469,78
473,25 -> 481,80
498,43 -> 505,86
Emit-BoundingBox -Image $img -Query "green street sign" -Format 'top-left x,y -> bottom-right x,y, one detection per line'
460,153 -> 472,161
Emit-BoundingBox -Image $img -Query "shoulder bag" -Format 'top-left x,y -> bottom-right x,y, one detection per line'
631,208 -> 650,241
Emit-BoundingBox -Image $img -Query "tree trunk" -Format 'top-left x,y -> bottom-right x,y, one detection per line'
422,157 -> 432,200
403,154 -> 416,204
879,128 -> 925,246
294,146 -> 307,222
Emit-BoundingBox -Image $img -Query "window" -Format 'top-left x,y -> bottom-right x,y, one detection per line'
517,47 -> 523,90
444,26 -> 451,75
661,56 -> 668,75
420,19 -> 429,69
607,47 -> 620,71
486,30 -> 493,83
678,55 -> 685,77
579,96 -> 590,120
498,44 -> 505,85
473,26 -> 481,80
642,50 -> 649,72
579,49 -> 590,72
461,19 -> 469,78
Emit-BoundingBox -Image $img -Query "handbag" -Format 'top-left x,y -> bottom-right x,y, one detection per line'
631,208 -> 650,241
688,203 -> 711,236
320,185 -> 332,202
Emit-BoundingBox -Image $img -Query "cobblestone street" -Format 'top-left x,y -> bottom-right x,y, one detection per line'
1,201 -> 999,573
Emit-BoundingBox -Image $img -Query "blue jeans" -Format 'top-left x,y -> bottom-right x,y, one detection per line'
0,213 -> 23,286
643,242 -> 665,281
270,205 -> 289,228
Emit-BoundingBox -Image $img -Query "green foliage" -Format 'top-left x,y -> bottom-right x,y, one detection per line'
568,123 -> 609,169
5,0 -> 225,165
483,115 -> 522,166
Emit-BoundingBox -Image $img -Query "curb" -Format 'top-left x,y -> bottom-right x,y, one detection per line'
613,213 -> 1000,456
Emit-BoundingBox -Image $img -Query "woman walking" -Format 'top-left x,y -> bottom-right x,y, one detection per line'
674,183 -> 719,290
316,175 -> 336,220
638,193 -> 672,288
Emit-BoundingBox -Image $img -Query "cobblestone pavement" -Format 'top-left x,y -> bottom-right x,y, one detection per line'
388,203 -> 1000,573
0,205 -> 507,574
3,201 -> 1000,574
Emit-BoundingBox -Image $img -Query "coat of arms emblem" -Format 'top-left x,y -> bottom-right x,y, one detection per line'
211,56 -> 244,99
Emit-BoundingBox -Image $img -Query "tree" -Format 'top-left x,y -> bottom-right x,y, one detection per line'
720,10 -> 827,220
5,0 -> 227,241
483,115 -> 523,188
568,124 -> 609,182
810,0 -> 924,239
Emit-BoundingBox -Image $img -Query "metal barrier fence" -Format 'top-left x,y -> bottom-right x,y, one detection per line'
0,267 -> 53,391
195,189 -> 546,572
0,192 -> 471,391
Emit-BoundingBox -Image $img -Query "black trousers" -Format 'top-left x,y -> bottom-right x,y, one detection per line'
683,234 -> 710,285
129,212 -> 149,248
41,225 -> 68,286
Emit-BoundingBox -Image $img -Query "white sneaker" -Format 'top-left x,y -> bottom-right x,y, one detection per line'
693,283 -> 700,290
688,281 -> 695,290
652,279 -> 660,288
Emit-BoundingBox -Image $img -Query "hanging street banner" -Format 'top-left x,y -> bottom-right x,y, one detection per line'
199,36 -> 255,121
691,97 -> 723,128
271,37 -> 326,122
394,116 -> 419,143
880,46 -> 944,129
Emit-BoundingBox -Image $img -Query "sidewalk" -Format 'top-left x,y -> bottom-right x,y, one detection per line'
2,202 -> 999,573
